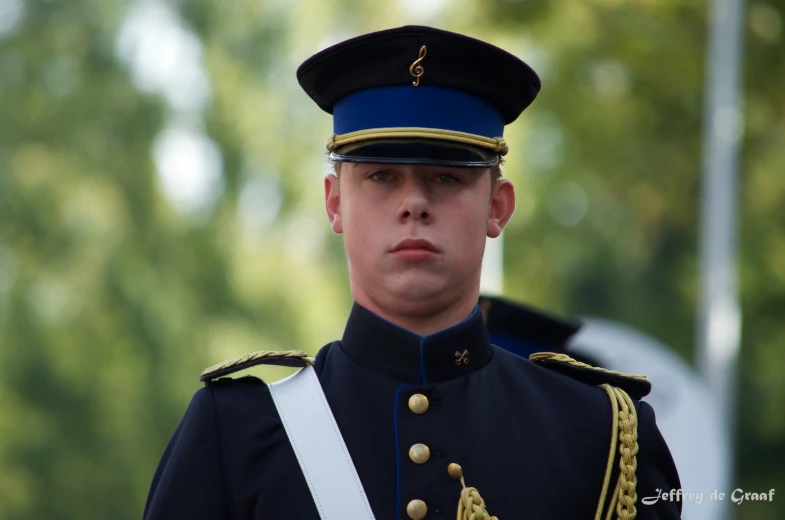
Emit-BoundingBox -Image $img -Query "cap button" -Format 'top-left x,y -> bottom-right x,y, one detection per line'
406,499 -> 428,520
408,394 -> 429,414
408,443 -> 431,464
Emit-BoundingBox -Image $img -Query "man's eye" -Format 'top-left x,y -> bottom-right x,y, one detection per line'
370,171 -> 391,181
436,174 -> 458,184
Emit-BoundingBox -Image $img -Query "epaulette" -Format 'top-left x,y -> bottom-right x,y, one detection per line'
529,352 -> 651,400
200,350 -> 315,385
531,351 -> 650,519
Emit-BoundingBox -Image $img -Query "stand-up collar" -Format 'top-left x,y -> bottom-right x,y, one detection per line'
339,302 -> 493,384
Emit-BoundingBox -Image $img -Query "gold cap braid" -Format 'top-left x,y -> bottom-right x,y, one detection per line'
325,127 -> 509,156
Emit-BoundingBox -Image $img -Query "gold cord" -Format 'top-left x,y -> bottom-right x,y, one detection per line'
594,384 -> 639,520
595,384 -> 620,520
450,466 -> 497,520
614,386 -> 639,520
326,127 -> 508,155
457,486 -> 498,520
605,480 -> 622,520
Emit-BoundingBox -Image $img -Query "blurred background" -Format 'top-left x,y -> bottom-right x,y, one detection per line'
0,0 -> 783,518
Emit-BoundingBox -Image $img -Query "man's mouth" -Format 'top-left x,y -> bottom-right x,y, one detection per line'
391,238 -> 440,253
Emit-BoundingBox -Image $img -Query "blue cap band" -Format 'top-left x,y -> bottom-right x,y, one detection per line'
333,86 -> 505,138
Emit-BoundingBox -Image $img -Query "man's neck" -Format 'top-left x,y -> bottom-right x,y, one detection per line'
352,291 -> 480,337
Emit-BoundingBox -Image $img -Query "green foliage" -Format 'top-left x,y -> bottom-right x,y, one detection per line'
0,0 -> 783,518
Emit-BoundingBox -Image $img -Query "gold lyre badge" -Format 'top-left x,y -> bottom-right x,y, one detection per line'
409,45 -> 427,86
455,350 -> 469,366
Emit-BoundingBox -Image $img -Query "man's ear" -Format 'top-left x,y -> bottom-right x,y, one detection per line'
324,173 -> 343,234
487,179 -> 515,238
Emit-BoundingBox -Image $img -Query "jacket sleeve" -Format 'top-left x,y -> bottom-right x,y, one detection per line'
143,387 -> 229,520
634,399 -> 683,519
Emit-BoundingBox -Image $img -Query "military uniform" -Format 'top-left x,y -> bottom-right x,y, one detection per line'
143,26 -> 682,520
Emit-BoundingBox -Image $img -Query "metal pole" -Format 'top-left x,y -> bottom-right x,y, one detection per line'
697,0 -> 744,514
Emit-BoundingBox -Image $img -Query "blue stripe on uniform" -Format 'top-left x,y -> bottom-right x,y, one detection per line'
391,305 -> 480,518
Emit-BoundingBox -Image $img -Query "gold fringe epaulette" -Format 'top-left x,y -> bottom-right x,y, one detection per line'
530,352 -> 646,520
529,352 -> 651,400
200,350 -> 315,384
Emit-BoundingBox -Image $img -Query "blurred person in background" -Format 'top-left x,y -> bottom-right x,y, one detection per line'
142,26 -> 681,520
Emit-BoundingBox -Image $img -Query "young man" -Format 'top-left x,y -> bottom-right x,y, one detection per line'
143,26 -> 682,519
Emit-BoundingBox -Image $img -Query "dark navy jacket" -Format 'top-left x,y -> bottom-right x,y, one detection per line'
143,303 -> 681,519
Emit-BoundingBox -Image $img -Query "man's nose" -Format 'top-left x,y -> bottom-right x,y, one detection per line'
397,180 -> 432,224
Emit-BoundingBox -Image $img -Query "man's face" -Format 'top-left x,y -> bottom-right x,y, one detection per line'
324,162 -> 515,317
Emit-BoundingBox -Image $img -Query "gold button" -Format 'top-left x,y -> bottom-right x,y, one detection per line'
447,463 -> 463,480
408,394 -> 429,414
409,443 -> 431,464
406,499 -> 428,520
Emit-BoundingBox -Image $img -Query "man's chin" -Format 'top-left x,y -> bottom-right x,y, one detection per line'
381,282 -> 458,314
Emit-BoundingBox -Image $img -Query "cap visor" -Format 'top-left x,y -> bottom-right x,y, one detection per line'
331,139 -> 500,167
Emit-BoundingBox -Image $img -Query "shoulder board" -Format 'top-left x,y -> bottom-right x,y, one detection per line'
200,350 -> 315,384
529,352 -> 651,400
